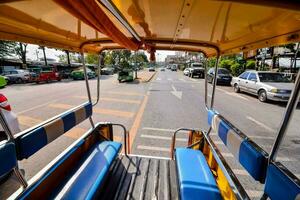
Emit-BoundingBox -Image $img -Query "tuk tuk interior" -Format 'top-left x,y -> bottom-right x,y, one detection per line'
0,0 -> 300,199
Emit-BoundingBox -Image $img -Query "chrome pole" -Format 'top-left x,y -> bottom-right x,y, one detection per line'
269,71 -> 300,162
0,112 -> 14,141
81,53 -> 95,128
211,54 -> 221,109
14,167 -> 28,188
204,57 -> 209,110
93,53 -> 102,106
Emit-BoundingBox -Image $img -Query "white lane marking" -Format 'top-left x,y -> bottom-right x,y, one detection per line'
214,141 -> 224,145
171,84 -> 182,99
156,78 -> 161,81
143,127 -> 176,132
246,116 -> 276,132
246,190 -> 263,198
247,135 -> 274,140
221,153 -> 234,157
137,145 -> 170,152
167,78 -> 172,81
233,169 -> 248,176
141,134 -> 187,142
216,88 -> 249,101
276,157 -> 297,162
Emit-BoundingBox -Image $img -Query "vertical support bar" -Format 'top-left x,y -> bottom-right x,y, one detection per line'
81,52 -> 95,128
14,167 -> 28,188
93,53 -> 102,106
269,71 -> 300,162
211,53 -> 220,109
0,113 -> 28,187
204,57 -> 209,110
0,112 -> 14,141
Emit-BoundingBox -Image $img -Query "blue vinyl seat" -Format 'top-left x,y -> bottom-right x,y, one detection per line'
55,141 -> 122,199
175,148 -> 222,200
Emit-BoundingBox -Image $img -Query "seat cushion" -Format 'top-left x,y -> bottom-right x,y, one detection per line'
175,148 -> 222,200
55,141 -> 122,200
0,142 -> 17,177
264,164 -> 300,200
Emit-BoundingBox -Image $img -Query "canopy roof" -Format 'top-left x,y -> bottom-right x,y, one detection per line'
1,0 -> 300,57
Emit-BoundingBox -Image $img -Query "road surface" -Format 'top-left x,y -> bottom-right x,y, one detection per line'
1,70 -> 299,199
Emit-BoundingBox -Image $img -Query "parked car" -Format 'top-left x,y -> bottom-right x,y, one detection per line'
149,67 -> 155,72
101,67 -> 114,75
188,63 -> 205,78
0,76 -> 8,88
207,68 -> 232,85
2,69 -> 30,84
59,69 -> 73,79
183,68 -> 191,76
171,65 -> 177,71
71,68 -> 96,80
35,67 -> 61,83
231,71 -> 295,102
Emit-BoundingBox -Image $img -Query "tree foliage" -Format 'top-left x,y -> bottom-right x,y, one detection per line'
0,41 -> 15,58
85,54 -> 99,64
58,52 -> 81,63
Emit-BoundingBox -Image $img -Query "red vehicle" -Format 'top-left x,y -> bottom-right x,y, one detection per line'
35,67 -> 61,83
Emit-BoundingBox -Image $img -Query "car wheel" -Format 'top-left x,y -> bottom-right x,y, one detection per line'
234,84 -> 240,93
16,78 -> 23,84
258,90 -> 267,102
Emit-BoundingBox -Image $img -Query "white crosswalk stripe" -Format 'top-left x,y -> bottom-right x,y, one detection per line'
141,134 -> 187,142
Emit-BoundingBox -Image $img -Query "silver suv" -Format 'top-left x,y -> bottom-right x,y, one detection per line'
231,71 -> 295,102
2,69 -> 30,84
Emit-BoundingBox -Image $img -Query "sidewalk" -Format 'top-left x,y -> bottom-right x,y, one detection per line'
136,70 -> 156,83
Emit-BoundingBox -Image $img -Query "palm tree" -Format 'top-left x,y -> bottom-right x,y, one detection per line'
38,46 -> 47,66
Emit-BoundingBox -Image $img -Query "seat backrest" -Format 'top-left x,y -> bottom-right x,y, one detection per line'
264,163 -> 300,200
207,109 -> 268,182
0,141 -> 17,177
15,102 -> 92,160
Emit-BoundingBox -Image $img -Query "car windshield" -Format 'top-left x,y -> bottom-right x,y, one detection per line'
218,69 -> 230,74
258,73 -> 292,83
192,64 -> 202,68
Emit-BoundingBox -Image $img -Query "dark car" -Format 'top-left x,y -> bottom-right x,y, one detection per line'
149,67 -> 155,72
101,67 -> 114,75
207,68 -> 232,85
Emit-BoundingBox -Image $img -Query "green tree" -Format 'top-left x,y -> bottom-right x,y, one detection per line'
246,60 -> 256,70
0,40 -> 15,58
38,46 -> 47,65
230,63 -> 243,76
14,42 -> 28,65
85,53 -> 99,64
219,59 -> 235,71
207,57 -> 216,68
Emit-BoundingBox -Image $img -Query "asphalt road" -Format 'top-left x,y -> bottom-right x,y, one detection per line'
1,70 -> 299,199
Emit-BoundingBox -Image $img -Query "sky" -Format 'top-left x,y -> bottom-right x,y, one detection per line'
25,44 -> 175,62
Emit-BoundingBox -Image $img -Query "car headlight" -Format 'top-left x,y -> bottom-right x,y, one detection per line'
270,88 -> 278,93
270,89 -> 290,93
